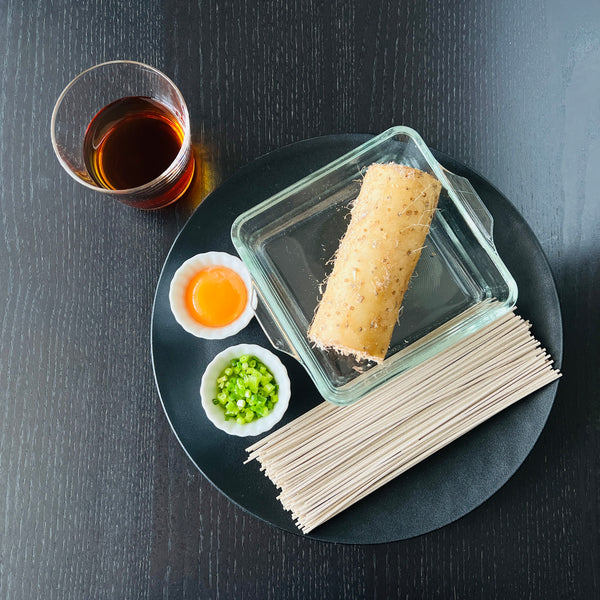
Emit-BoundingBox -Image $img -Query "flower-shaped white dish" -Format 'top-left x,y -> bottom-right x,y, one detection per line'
200,344 -> 291,437
169,251 -> 255,339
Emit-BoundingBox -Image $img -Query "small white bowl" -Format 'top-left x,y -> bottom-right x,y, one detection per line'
200,344 -> 291,437
169,251 -> 255,339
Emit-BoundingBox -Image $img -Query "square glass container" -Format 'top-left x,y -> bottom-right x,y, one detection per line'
231,126 -> 518,405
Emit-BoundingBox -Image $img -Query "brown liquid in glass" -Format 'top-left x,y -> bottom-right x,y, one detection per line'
83,96 -> 185,191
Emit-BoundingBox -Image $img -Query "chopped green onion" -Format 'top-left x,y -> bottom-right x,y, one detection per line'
212,355 -> 280,425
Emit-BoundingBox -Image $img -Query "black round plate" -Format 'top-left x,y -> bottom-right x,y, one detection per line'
151,135 -> 563,544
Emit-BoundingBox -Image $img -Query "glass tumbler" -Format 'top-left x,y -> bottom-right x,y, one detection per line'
51,60 -> 194,209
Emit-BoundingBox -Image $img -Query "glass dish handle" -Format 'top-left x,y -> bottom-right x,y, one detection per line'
253,287 -> 300,360
442,169 -> 495,247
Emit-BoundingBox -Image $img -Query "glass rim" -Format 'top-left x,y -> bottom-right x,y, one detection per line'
50,59 -> 192,196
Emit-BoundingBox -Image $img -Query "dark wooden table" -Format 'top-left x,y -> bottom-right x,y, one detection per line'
1,1 -> 598,598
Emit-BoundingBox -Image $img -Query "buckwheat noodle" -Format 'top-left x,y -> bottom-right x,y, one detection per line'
245,303 -> 561,533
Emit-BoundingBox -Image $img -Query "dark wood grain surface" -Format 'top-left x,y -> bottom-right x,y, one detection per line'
1,0 -> 598,598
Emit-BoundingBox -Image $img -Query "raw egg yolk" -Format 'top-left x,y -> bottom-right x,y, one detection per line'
185,266 -> 248,327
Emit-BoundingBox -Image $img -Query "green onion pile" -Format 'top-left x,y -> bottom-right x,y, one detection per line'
212,355 -> 279,424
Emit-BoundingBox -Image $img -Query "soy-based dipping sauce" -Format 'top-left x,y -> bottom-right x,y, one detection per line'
83,96 -> 185,190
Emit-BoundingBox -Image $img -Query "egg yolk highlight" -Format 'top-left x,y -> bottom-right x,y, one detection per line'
185,266 -> 248,327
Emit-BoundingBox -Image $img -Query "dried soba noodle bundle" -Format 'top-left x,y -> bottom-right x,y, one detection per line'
247,303 -> 561,534
308,163 -> 442,362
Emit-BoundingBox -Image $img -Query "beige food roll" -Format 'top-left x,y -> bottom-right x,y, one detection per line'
308,163 -> 442,363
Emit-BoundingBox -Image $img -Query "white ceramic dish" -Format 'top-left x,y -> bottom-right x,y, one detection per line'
169,251 -> 255,339
200,344 -> 291,437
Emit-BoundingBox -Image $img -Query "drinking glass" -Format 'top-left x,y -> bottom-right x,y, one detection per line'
51,60 -> 194,209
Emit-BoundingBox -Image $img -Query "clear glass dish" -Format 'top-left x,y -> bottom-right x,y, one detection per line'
231,126 -> 518,406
